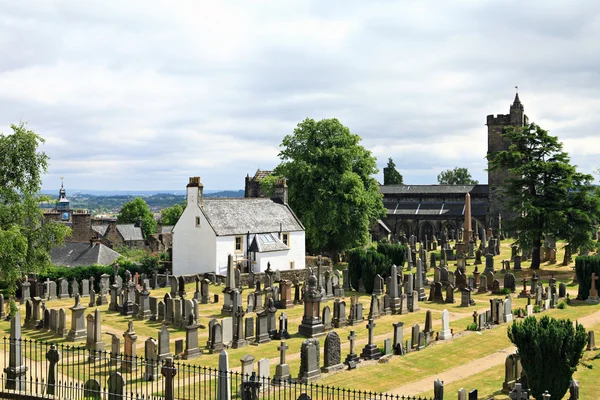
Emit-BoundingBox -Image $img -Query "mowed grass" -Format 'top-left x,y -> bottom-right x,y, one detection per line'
2,239 -> 599,395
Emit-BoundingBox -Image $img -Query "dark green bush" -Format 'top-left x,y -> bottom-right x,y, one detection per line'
376,242 -> 405,270
466,323 -> 477,331
575,255 -> 600,300
500,288 -> 511,295
507,316 -> 587,400
348,248 -> 391,293
557,302 -> 566,309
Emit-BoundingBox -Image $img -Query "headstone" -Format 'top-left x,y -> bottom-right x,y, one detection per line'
222,317 -> 233,346
121,321 -> 138,373
5,311 -> 27,390
587,330 -> 596,351
321,331 -> 344,372
254,310 -> 271,344
298,338 -> 321,383
245,317 -> 255,341
322,305 -> 332,330
360,319 -> 381,360
274,341 -> 291,382
158,324 -> 171,360
58,278 -> 69,300
107,372 -> 125,400
67,295 -> 87,341
439,309 -> 452,340
144,338 -> 158,381
393,322 -> 404,355
344,330 -> 360,365
333,299 -> 348,328
218,350 -> 231,400
434,378 -> 444,400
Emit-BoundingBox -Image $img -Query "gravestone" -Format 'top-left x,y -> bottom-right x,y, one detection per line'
254,310 -> 271,344
71,278 -> 80,298
333,299 -> 348,328
445,284 -> 455,304
222,317 -> 233,346
298,338 -> 321,383
274,341 -> 291,382
322,305 -> 332,330
121,321 -> 138,373
245,317 -> 255,341
184,313 -> 201,360
439,309 -> 452,340
559,282 -> 567,298
393,322 -> 404,355
59,278 -> 69,299
158,324 -> 172,360
478,275 -> 488,294
321,331 -> 344,372
504,273 -> 516,292
360,319 -> 381,360
67,295 -> 87,342
5,311 -> 27,390
144,338 -> 158,381
434,379 -> 444,400
344,330 -> 360,365
84,379 -> 101,399
209,322 -> 224,354
368,294 -> 380,320
107,372 -> 125,400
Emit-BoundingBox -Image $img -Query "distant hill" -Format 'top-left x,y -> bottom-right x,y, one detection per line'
40,190 -> 245,215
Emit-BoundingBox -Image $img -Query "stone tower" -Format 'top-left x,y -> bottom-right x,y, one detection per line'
486,93 -> 529,231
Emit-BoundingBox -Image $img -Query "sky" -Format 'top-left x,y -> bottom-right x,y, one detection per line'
1,1 -> 600,192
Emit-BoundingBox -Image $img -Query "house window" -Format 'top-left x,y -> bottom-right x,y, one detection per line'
289,261 -> 295,270
282,232 -> 290,247
235,236 -> 244,252
195,217 -> 201,227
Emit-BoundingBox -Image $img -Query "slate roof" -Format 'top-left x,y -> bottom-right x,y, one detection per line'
51,242 -> 121,267
116,224 -> 144,241
92,225 -> 108,236
248,233 -> 289,252
201,198 -> 304,236
385,201 -> 488,217
380,184 -> 489,195
160,225 -> 174,233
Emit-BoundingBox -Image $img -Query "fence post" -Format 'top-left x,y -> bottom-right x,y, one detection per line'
161,357 -> 177,400
45,345 -> 60,395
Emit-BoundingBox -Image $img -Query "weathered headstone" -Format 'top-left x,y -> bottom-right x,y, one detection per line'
298,338 -> 321,383
322,331 -> 344,372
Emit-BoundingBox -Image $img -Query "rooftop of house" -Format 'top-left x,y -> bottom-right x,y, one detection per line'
51,242 -> 121,267
250,169 -> 273,181
201,198 -> 304,236
116,224 -> 145,241
248,233 -> 289,252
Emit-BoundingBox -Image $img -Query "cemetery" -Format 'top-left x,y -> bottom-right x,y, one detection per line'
0,236 -> 599,400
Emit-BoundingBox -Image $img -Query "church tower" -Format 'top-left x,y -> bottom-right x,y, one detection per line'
486,92 -> 529,231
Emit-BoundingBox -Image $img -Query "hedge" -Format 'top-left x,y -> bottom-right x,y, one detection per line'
376,242 -> 406,268
36,254 -> 163,287
347,248 -> 392,294
575,255 -> 600,300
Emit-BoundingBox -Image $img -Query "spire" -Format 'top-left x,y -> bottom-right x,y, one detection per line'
513,86 -> 521,105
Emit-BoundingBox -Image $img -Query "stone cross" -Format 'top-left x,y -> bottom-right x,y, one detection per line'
348,330 -> 357,355
161,357 -> 177,400
509,383 -> 529,400
366,319 -> 376,345
278,341 -> 288,365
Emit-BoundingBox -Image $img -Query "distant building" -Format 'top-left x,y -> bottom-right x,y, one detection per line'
43,181 -> 96,243
379,93 -> 528,240
244,169 -> 273,198
173,176 -> 305,276
92,222 -> 146,249
51,241 -> 121,267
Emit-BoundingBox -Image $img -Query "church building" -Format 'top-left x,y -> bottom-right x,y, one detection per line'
380,93 -> 528,241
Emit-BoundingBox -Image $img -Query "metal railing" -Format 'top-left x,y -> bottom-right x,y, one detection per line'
1,337 -> 433,400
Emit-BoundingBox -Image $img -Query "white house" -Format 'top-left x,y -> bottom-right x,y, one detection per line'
173,176 -> 306,276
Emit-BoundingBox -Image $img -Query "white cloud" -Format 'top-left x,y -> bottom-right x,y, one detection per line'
0,0 -> 599,191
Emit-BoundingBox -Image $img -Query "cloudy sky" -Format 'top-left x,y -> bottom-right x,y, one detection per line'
1,1 -> 599,192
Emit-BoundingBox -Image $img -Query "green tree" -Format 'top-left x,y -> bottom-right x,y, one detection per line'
117,197 -> 157,238
160,203 -> 184,225
383,157 -> 404,185
0,123 -> 71,305
437,167 -> 479,185
259,173 -> 281,197
487,123 -> 597,269
274,118 -> 385,255
508,316 -> 587,400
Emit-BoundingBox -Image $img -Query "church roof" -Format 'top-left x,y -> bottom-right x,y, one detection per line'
51,242 -> 121,267
380,184 -> 489,195
201,198 -> 304,236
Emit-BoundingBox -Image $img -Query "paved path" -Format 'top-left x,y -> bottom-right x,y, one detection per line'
388,307 -> 600,397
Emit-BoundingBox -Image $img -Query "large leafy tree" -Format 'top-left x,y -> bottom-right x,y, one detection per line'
160,203 -> 184,225
508,316 -> 587,400
117,197 -> 157,238
383,157 -> 404,185
437,167 -> 479,184
274,118 -> 385,255
0,123 -> 71,302
488,123 -> 598,269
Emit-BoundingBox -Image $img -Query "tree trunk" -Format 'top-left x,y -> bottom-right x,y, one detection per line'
530,235 -> 541,269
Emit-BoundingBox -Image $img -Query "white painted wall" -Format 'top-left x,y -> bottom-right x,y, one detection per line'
172,187 -> 216,275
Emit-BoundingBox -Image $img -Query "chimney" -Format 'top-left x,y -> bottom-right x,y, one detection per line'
186,176 -> 204,207
270,178 -> 288,205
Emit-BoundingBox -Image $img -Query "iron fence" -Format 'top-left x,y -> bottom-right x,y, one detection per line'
1,337 -> 433,400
